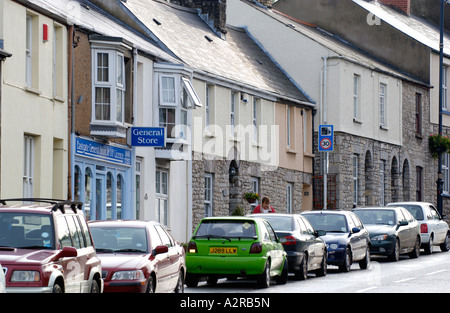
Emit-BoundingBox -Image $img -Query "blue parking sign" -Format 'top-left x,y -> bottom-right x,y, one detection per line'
318,125 -> 333,152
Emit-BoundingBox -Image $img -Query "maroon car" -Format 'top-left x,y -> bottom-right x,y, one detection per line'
0,198 -> 103,293
89,220 -> 185,293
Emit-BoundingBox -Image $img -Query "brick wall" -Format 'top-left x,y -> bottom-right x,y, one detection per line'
378,0 -> 411,15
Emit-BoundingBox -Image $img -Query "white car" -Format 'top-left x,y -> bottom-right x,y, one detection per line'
0,263 -> 5,293
388,202 -> 450,254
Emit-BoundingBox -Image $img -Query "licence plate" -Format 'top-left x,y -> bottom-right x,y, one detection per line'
210,247 -> 237,254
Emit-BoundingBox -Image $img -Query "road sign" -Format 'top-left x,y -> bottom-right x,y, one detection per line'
318,125 -> 333,152
131,127 -> 166,147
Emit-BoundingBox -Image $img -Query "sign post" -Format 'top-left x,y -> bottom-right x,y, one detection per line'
318,125 -> 334,209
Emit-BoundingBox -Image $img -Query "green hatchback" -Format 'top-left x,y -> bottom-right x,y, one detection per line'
185,216 -> 288,288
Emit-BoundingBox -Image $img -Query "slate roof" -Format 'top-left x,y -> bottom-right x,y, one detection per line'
120,0 -> 314,106
22,0 -> 178,63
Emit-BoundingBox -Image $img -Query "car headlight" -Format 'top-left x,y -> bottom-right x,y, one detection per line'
372,234 -> 388,241
111,270 -> 144,281
327,243 -> 339,250
10,270 -> 40,282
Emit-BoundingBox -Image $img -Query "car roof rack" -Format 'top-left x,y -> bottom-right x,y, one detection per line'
0,198 -> 83,214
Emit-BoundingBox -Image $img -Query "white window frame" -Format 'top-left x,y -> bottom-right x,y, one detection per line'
286,183 -> 293,214
253,98 -> 260,143
230,91 -> 236,136
379,83 -> 387,127
352,154 -> 358,205
251,177 -> 259,209
23,135 -> 35,199
444,66 -> 448,111
92,49 -> 125,124
353,74 -> 361,120
380,160 -> 385,206
156,169 -> 169,226
204,173 -> 213,217
160,75 -> 177,107
25,15 -> 33,88
287,106 -> 291,148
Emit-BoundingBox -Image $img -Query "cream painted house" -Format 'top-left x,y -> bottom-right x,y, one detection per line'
0,0 -> 68,199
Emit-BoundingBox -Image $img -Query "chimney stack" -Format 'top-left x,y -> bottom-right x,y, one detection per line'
378,0 -> 411,15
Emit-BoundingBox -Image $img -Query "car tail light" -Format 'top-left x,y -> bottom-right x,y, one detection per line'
421,224 -> 428,234
250,242 -> 262,254
280,235 -> 297,245
187,241 -> 197,254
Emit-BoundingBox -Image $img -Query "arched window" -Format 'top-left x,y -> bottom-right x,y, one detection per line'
85,167 -> 93,220
106,172 -> 113,220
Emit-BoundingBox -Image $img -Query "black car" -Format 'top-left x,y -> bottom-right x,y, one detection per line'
302,210 -> 371,272
353,206 -> 421,261
251,213 -> 327,280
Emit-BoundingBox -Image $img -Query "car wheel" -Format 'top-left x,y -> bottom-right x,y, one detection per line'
174,270 -> 184,293
295,253 -> 308,280
359,246 -> 370,270
339,248 -> 351,272
424,235 -> 433,255
275,258 -> 288,285
257,261 -> 271,288
146,275 -> 155,293
409,237 -> 420,259
52,283 -> 63,293
388,239 -> 400,262
315,253 -> 327,277
90,279 -> 100,293
440,232 -> 450,252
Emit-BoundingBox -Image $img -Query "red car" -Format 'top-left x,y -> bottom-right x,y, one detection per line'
89,220 -> 185,293
0,198 -> 103,293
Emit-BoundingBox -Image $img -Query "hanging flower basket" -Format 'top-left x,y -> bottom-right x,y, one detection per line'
243,191 -> 260,204
428,134 -> 450,159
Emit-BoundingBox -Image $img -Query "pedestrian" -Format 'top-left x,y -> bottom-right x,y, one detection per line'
252,196 -> 275,214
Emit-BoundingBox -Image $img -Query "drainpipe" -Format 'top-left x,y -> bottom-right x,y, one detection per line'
68,25 -> 75,200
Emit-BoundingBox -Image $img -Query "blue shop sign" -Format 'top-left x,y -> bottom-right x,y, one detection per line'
75,137 -> 131,166
131,127 -> 166,147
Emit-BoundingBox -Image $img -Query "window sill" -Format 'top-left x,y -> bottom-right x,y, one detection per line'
379,125 -> 389,131
353,117 -> 362,124
25,86 -> 41,95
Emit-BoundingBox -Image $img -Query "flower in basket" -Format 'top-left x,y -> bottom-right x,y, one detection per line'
243,191 -> 260,202
429,133 -> 450,159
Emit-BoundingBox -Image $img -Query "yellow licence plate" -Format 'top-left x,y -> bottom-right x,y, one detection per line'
210,247 -> 237,254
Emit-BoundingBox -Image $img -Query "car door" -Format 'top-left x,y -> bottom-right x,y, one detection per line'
430,205 -> 447,243
347,213 -> 364,261
397,209 -> 413,250
262,221 -> 283,271
299,216 -> 321,266
155,225 -> 181,288
149,225 -> 172,292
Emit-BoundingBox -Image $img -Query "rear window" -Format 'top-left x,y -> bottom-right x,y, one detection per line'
259,216 -> 294,231
195,220 -> 256,238
0,212 -> 54,249
400,205 -> 424,221
353,209 -> 397,225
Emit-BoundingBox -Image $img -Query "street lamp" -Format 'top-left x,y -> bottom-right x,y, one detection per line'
438,0 -> 447,216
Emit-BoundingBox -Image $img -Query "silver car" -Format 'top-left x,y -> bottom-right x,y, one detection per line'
0,263 -> 5,293
388,202 -> 450,254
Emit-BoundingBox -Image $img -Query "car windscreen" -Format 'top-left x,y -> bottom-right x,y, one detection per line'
258,216 -> 294,232
90,227 -> 148,253
195,220 -> 257,239
353,209 -> 397,226
0,212 -> 55,249
303,213 -> 348,233
398,205 -> 424,221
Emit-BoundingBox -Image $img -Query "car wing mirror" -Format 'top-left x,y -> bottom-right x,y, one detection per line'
315,230 -> 326,237
57,246 -> 78,259
153,245 -> 169,256
351,227 -> 360,234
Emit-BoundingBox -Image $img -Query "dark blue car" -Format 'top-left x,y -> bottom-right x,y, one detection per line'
302,210 -> 371,272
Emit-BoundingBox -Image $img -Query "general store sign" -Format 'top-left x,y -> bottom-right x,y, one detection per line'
130,127 -> 166,147
75,137 -> 131,166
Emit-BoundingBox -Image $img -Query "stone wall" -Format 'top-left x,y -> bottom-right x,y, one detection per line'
192,151 -> 313,230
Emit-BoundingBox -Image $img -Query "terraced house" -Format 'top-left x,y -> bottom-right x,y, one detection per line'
271,0 -> 446,216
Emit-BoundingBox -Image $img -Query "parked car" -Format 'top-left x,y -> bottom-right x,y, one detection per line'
0,263 -> 5,293
0,198 -> 103,293
250,213 -> 327,280
89,220 -> 185,293
387,202 -> 450,254
185,216 -> 288,288
302,210 -> 371,272
353,206 -> 421,261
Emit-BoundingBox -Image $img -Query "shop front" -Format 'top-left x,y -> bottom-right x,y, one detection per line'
72,136 -> 133,221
